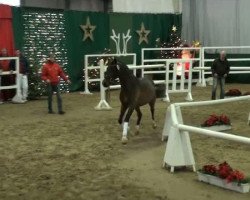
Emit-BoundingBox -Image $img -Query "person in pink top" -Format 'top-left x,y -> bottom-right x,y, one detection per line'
41,53 -> 70,114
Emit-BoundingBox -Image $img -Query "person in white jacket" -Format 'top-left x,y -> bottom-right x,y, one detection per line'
10,50 -> 29,102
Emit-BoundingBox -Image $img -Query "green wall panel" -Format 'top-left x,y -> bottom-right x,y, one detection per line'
64,11 -> 109,91
132,13 -> 182,64
109,13 -> 133,54
15,7 -> 227,91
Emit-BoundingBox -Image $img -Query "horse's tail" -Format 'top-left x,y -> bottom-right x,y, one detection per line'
155,83 -> 166,98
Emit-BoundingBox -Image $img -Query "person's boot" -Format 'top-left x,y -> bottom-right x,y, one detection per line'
58,111 -> 65,115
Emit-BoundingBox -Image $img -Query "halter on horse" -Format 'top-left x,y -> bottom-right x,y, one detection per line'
102,58 -> 156,144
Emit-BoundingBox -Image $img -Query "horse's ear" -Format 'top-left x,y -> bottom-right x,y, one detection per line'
112,58 -> 120,70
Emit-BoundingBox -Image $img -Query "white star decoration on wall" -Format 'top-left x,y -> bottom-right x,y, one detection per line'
136,22 -> 150,45
80,17 -> 96,41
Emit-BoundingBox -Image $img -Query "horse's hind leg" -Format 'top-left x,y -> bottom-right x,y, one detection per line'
135,107 -> 142,135
149,98 -> 157,129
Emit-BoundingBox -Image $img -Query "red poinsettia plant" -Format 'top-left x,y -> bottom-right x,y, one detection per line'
225,89 -> 242,96
199,162 -> 249,185
201,114 -> 231,127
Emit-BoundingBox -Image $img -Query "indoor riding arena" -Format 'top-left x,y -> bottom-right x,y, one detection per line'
0,1 -> 250,200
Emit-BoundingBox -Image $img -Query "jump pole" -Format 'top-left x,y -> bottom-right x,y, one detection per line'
163,59 -> 193,102
82,53 -> 137,94
94,59 -> 112,110
82,55 -> 91,94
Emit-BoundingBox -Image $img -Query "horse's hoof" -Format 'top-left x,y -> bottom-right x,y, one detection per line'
135,125 -> 140,135
152,121 -> 157,129
121,137 -> 128,144
153,123 -> 157,129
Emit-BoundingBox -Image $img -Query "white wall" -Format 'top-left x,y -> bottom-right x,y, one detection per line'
21,0 -> 179,13
181,0 -> 250,50
22,0 -> 65,9
69,0 -> 104,12
22,0 -> 105,11
112,0 -> 182,13
0,0 -> 20,6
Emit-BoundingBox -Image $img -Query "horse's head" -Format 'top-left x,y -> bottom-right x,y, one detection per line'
102,58 -> 120,87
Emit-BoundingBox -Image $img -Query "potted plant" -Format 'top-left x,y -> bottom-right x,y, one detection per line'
201,114 -> 231,131
225,89 -> 242,97
197,162 -> 250,193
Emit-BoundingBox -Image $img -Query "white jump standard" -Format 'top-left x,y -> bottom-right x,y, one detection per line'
94,59 -> 112,110
0,56 -> 24,104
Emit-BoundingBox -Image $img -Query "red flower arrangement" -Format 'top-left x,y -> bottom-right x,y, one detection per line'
201,114 -> 231,127
200,162 -> 249,184
225,89 -> 242,96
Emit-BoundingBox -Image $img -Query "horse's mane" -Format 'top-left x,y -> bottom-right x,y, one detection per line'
116,60 -> 133,76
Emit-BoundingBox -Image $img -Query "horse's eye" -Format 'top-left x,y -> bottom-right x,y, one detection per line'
105,73 -> 111,79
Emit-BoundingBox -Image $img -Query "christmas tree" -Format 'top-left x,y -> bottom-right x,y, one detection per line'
22,9 -> 69,99
156,25 -> 183,59
28,49 -> 47,99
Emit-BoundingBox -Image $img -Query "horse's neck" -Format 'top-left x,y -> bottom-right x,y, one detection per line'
118,68 -> 138,90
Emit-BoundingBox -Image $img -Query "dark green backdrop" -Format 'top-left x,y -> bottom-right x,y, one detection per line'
64,11 -> 110,91
11,7 -> 182,91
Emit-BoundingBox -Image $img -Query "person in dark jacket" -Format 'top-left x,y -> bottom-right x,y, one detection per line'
10,49 -> 29,101
41,53 -> 70,114
211,50 -> 230,100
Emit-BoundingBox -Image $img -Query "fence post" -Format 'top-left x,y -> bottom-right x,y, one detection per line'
94,59 -> 112,110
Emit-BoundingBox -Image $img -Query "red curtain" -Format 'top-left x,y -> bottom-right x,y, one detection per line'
0,4 -> 15,56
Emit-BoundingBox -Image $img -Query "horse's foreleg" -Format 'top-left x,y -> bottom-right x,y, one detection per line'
149,99 -> 157,129
121,106 -> 135,144
118,104 -> 128,124
135,107 -> 142,135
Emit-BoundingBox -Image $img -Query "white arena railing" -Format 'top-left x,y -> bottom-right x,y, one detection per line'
163,59 -> 194,102
141,47 -> 202,85
142,46 -> 250,87
0,56 -> 24,103
84,46 -> 250,109
82,53 -> 136,94
198,46 -> 250,86
162,96 -> 250,173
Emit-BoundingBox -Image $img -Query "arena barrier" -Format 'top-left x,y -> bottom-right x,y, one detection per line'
0,57 -> 24,104
94,59 -> 111,110
82,53 -> 136,94
163,59 -> 193,102
141,56 -> 200,102
197,46 -> 250,86
162,95 -> 250,173
141,47 -> 202,85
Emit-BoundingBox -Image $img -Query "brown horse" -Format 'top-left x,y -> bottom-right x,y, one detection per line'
102,58 -> 156,144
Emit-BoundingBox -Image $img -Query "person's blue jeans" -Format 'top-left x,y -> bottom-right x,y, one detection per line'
211,76 -> 225,100
47,84 -> 62,112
